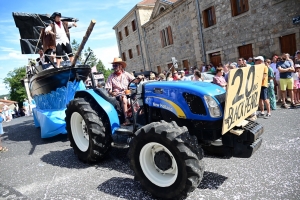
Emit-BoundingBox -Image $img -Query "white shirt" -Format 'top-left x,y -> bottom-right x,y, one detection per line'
292,72 -> 298,80
45,22 -> 73,45
36,55 -> 45,66
270,62 -> 279,80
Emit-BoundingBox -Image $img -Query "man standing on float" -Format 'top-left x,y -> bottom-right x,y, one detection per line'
45,12 -> 77,68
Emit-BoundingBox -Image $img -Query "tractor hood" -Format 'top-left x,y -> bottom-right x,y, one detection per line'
143,81 -> 226,121
144,81 -> 225,97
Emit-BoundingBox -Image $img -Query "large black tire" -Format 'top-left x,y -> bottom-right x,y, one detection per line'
128,120 -> 204,200
65,97 -> 112,163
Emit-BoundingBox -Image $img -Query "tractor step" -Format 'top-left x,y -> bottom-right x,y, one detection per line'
111,142 -> 129,149
114,125 -> 134,136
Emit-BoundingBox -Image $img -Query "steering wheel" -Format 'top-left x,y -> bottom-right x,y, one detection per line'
127,76 -> 143,90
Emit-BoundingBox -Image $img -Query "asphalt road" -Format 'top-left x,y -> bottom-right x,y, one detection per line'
0,107 -> 299,200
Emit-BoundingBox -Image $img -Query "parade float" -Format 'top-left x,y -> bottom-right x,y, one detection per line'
13,12 -> 97,138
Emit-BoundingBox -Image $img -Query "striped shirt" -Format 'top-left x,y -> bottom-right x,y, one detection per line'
105,71 -> 135,95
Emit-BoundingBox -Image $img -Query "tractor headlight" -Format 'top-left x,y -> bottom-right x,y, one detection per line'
204,95 -> 222,118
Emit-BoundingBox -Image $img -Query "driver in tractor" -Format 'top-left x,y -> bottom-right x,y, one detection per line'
105,57 -> 137,126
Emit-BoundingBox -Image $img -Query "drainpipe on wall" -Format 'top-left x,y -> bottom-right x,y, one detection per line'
135,10 -> 146,71
195,0 -> 206,64
143,26 -> 152,71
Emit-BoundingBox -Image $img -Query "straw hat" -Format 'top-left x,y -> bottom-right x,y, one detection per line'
111,57 -> 127,68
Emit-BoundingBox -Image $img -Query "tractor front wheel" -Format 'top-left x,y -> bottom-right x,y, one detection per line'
128,121 -> 204,199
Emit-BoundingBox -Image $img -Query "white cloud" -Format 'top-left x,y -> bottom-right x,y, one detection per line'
0,82 -> 9,96
0,20 -> 14,23
60,0 -> 138,13
0,47 -> 27,60
93,45 -> 119,69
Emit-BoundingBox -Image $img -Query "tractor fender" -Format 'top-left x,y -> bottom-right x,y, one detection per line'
74,90 -> 120,134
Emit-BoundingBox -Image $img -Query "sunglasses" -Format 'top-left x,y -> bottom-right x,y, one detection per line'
112,64 -> 120,68
238,60 -> 242,61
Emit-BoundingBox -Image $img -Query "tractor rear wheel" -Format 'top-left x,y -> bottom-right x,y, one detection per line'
65,97 -> 112,163
128,121 -> 204,199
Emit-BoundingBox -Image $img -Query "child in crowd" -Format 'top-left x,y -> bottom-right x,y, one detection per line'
293,64 -> 300,104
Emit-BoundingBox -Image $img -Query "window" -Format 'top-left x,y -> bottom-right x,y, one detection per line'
238,44 -> 253,61
132,20 -> 136,32
230,0 -> 249,16
128,49 -> 133,59
160,26 -> 173,48
122,52 -> 126,61
136,45 -> 140,56
125,26 -> 129,36
202,6 -> 216,28
118,31 -> 123,41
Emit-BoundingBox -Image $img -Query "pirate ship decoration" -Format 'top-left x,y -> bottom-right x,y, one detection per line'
13,12 -> 96,138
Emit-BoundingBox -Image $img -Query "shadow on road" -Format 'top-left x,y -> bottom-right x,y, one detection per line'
97,177 -> 154,200
1,118 -> 68,155
40,148 -> 89,169
198,171 -> 228,189
97,170 -> 227,200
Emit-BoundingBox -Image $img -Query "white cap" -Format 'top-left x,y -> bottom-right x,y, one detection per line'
179,70 -> 185,73
254,56 -> 264,62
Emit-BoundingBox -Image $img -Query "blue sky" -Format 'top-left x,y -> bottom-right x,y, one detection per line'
0,0 -> 140,95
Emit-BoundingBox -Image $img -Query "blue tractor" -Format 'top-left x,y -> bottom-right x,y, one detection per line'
65,76 -> 263,199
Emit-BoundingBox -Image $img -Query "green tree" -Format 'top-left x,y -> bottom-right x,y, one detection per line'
71,39 -> 83,63
83,47 -> 98,66
96,60 -> 112,80
3,67 -> 27,103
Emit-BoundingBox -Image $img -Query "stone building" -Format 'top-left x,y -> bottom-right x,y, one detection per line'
113,0 -> 300,73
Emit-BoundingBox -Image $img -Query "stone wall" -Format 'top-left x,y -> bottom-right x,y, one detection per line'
144,0 -> 200,72
198,0 -> 300,63
114,0 -> 300,73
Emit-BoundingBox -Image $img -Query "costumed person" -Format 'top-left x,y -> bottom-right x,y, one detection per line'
36,49 -> 46,66
45,12 -> 77,68
105,58 -> 138,126
23,99 -> 29,116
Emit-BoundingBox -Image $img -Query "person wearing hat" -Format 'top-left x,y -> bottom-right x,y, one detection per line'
179,70 -> 188,81
45,12 -> 77,68
105,58 -> 135,125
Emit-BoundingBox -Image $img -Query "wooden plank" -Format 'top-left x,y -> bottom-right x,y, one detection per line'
71,19 -> 96,67
230,129 -> 244,136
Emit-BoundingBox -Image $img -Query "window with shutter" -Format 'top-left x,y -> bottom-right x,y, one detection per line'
230,0 -> 249,17
203,6 -> 216,28
167,26 -> 173,45
125,26 -> 129,36
136,45 -> 140,56
132,20 -> 136,32
160,26 -> 173,47
122,52 -> 126,61
118,31 -> 123,41
160,31 -> 165,47
128,49 -> 133,59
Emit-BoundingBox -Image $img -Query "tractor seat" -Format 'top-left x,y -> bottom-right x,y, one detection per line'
94,88 -> 122,112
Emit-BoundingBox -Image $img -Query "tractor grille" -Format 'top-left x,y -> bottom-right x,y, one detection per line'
183,92 -> 206,115
214,93 -> 226,110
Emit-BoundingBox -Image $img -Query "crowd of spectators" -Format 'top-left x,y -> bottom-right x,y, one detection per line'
131,50 -> 300,119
